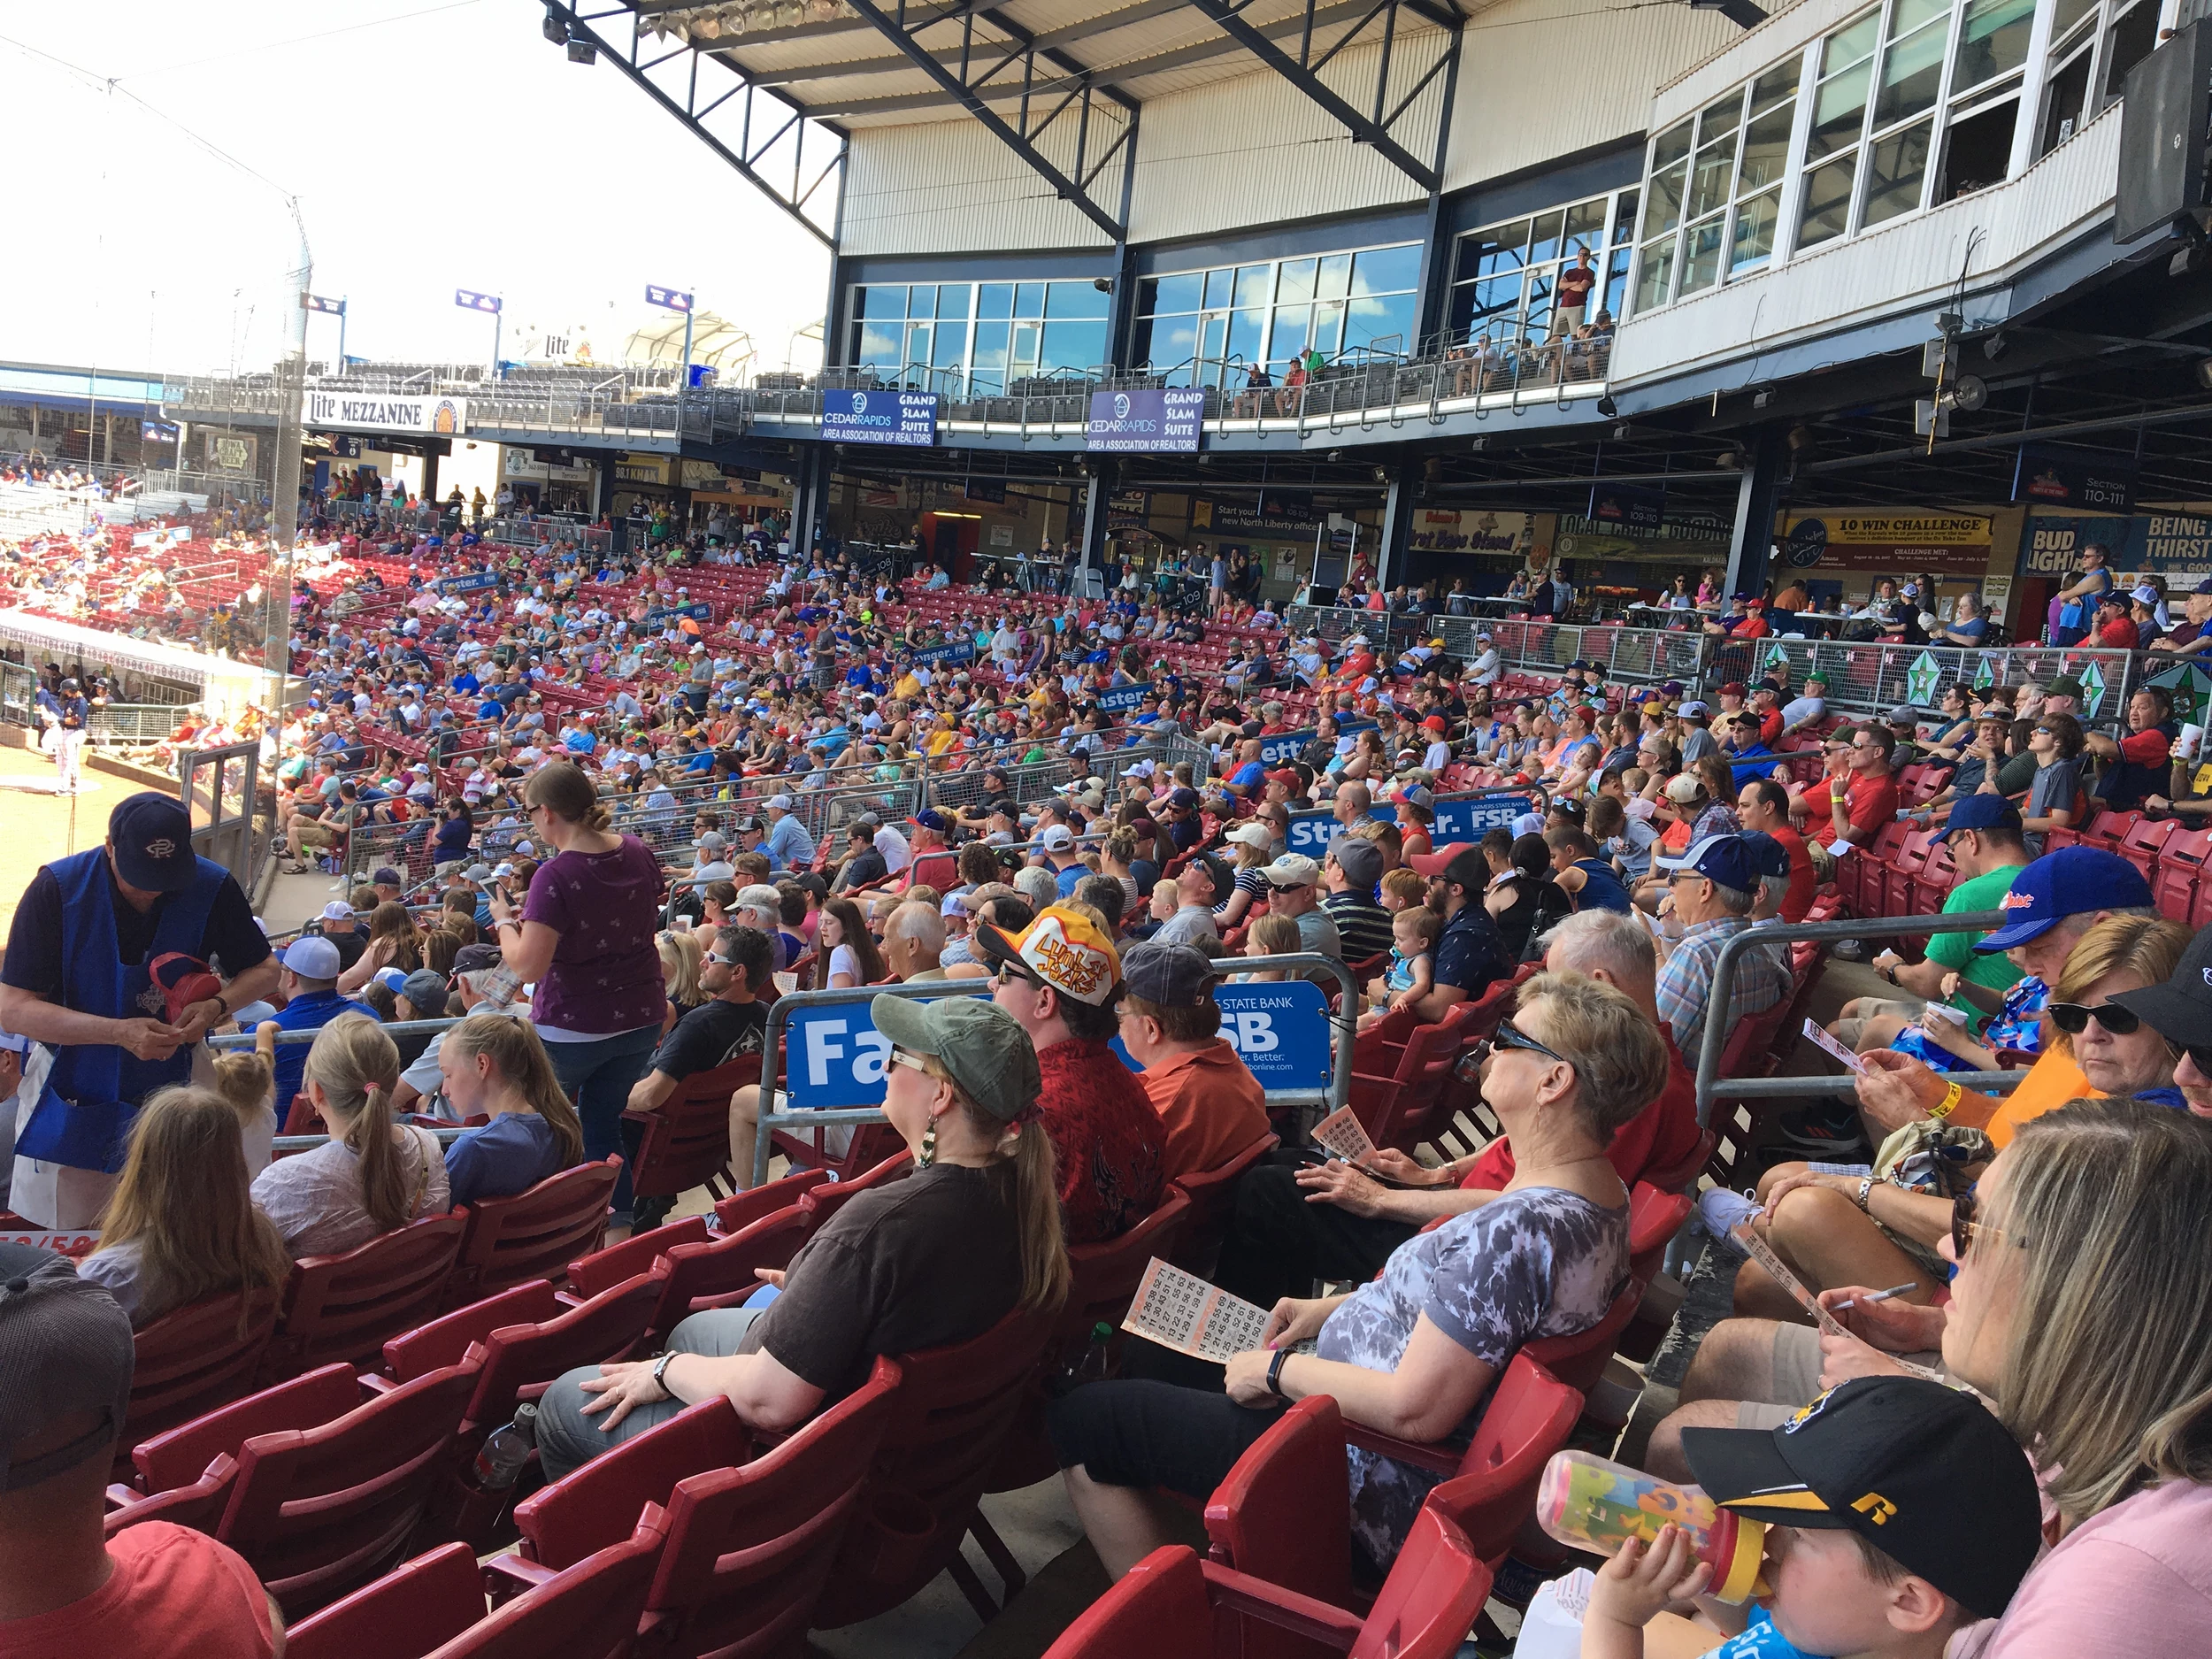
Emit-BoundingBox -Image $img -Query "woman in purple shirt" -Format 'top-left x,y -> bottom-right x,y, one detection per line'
487,762 -> 665,1229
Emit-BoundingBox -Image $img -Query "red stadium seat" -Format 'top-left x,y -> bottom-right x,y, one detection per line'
621,1054 -> 757,1207
285,1517 -> 670,1659
627,1202 -> 814,1340
789,1148 -> 912,1231
1522,1275 -> 1643,1394
119,1286 -> 282,1475
1907,835 -> 1956,917
1039,1508 -> 1492,1659
2152,826 -> 2212,919
1878,826 -> 1939,918
123,1356 -> 481,1617
813,1302 -> 1057,1627
260,1213 -> 468,1384
703,1164 -> 834,1234
444,1156 -> 622,1308
509,1375 -> 897,1659
565,1215 -> 716,1299
1203,1396 -> 1356,1643
1627,1182 -> 1694,1285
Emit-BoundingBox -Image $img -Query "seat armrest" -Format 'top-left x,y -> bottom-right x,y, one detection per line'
1342,1422 -> 1463,1478
1199,1561 -> 1364,1647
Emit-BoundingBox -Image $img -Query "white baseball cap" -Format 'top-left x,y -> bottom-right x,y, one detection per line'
1040,824 -> 1076,851
279,935 -> 342,981
319,900 -> 354,921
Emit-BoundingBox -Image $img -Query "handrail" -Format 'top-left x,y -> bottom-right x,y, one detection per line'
749,951 -> 1361,1187
1693,910 -> 2013,1127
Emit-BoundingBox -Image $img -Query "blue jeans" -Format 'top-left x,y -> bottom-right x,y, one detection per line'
545,1024 -> 662,1225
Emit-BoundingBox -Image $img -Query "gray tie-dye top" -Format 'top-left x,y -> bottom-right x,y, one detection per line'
1315,1185 -> 1630,1567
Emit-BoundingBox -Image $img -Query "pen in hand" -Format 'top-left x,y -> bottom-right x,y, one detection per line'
1832,1282 -> 1918,1311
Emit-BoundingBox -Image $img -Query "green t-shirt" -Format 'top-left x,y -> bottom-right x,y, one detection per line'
1995,749 -> 2038,795
1925,863 -> 2027,1005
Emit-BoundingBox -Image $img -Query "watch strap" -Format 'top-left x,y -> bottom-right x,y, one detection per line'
651,1350 -> 679,1398
1265,1348 -> 1291,1399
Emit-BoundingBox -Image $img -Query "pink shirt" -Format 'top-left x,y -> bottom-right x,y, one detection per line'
1953,1479 -> 2212,1659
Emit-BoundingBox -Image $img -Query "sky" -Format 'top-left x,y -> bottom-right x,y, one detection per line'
0,0 -> 833,380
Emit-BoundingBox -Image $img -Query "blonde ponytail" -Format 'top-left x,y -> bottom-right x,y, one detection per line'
302,1015 -> 412,1233
441,1015 -> 586,1166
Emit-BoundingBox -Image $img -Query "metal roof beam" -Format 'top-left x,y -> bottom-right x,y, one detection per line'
833,0 -> 1132,239
1178,0 -> 1438,190
547,2 -> 840,248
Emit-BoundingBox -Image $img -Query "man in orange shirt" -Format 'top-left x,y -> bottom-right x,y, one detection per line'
1117,941 -> 1270,1184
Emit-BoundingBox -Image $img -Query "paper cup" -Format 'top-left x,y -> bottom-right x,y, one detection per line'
2180,723 -> 2205,764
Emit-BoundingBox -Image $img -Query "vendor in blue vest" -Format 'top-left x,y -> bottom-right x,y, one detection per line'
0,792 -> 276,1228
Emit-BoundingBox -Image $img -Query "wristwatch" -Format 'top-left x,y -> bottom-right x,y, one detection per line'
650,1350 -> 680,1399
1265,1348 -> 1293,1400
1854,1175 -> 1876,1212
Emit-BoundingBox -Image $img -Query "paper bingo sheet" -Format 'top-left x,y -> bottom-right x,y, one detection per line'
1310,1105 -> 1378,1164
1122,1258 -> 1272,1363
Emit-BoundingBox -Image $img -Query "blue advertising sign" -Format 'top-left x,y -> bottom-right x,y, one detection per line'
1094,684 -> 1151,715
1109,980 -> 1333,1091
912,638 -> 977,668
1286,794 -> 1537,857
434,572 -> 498,597
1087,388 -> 1205,453
644,284 -> 695,313
1257,719 -> 1377,768
455,288 -> 502,314
641,603 -> 711,630
785,981 -> 1333,1111
821,388 -> 938,447
783,989 -> 987,1109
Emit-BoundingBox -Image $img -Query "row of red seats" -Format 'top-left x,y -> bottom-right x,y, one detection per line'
1844,810 -> 2212,928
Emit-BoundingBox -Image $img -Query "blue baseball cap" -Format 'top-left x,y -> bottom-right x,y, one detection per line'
1934,794 -> 2022,842
107,792 -> 200,893
1735,830 -> 1793,881
1657,833 -> 1758,891
1973,847 -> 2154,952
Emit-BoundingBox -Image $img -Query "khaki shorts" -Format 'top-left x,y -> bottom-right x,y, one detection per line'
1732,1323 -> 1950,1428
298,822 -> 339,848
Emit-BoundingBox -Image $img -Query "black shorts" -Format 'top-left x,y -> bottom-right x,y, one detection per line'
1047,1379 -> 1285,1499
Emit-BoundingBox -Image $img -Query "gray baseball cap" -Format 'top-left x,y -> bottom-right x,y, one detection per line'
400,969 -> 449,1013
869,993 -> 1040,1124
0,1253 -> 134,1492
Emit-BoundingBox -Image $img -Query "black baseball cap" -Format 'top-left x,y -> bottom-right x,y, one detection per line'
1439,847 -> 1487,891
1680,1377 -> 2042,1619
1123,940 -> 1215,1007
2111,921 -> 2212,1043
1187,851 -> 1232,902
107,792 -> 199,893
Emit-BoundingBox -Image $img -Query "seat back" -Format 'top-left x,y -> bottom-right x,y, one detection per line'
565,1215 -> 715,1301
1039,1545 -> 1216,1659
1202,1396 -> 1352,1659
795,1150 -> 912,1231
516,1398 -> 752,1571
1521,1274 -> 1641,1394
216,1356 -> 483,1617
384,1281 -> 564,1381
446,1156 -> 622,1307
121,1286 -> 282,1471
132,1363 -> 363,1497
1362,1016 -> 1469,1151
283,1540 -> 484,1659
706,1165 -> 833,1236
1627,1183 -> 1694,1286
622,1054 -> 757,1202
464,1268 -> 664,1430
1426,1351 -> 1583,1563
264,1213 -> 469,1382
815,1302 -> 1056,1628
645,1363 -> 901,1658
648,1205 -> 813,1341
1169,1133 -> 1279,1275
1348,1508 -> 1494,1659
1637,1127 -> 1717,1196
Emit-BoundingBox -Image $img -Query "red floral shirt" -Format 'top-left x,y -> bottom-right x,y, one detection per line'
1033,1037 -> 1164,1245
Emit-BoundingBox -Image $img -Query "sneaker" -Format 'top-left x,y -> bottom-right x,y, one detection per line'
1696,1186 -> 1762,1248
1774,1103 -> 1872,1156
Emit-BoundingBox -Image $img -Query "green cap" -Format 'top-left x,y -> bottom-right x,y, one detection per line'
870,993 -> 1041,1124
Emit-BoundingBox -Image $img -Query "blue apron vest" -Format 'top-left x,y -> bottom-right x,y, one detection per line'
16,849 -> 225,1173
1571,858 -> 1634,915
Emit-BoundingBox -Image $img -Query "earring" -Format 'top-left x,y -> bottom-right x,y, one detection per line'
918,1121 -> 938,1168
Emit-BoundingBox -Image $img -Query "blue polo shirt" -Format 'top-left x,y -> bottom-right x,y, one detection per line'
270,988 -> 376,1120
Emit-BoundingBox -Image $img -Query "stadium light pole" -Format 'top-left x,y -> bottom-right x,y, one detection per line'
267,197 -> 311,728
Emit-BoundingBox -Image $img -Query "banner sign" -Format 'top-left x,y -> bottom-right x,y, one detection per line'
1587,482 -> 1666,535
1094,684 -> 1151,714
434,572 -> 498,597
644,284 -> 694,312
1407,509 -> 1532,554
1286,793 -> 1537,856
1257,719 -> 1378,767
820,388 -> 937,447
303,294 -> 346,316
912,638 -> 977,668
2019,511 -> 2212,577
1193,498 -> 1319,537
2012,447 -> 2136,516
786,982 -> 1332,1110
964,478 -> 1008,504
140,419 -> 179,444
642,603 -> 714,629
0,1232 -> 98,1256
1108,488 -> 1150,530
303,390 -> 467,435
203,430 -> 257,474
1109,980 -> 1333,1090
455,288 -> 503,314
1775,513 -> 1992,578
1086,388 -> 1205,453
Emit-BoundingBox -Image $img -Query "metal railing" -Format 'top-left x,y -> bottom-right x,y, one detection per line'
748,954 -> 1360,1187
1724,639 -> 2136,726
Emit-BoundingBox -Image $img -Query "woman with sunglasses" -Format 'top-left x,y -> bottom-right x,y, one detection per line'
534,994 -> 1068,1482
1727,916 -> 2191,1324
1812,1102 -> 2212,1656
1050,972 -> 1662,1581
485,760 -> 668,1234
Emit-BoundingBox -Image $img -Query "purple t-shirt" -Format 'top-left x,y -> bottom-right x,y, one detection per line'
520,834 -> 666,1036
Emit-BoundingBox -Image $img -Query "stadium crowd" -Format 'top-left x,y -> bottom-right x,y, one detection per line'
0,505 -> 2208,1659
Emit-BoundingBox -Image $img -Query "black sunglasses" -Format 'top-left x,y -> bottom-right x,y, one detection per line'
2045,1001 -> 2142,1038
1473,1018 -> 1573,1071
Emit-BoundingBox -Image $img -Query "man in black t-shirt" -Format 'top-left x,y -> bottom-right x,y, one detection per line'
625,925 -> 775,1118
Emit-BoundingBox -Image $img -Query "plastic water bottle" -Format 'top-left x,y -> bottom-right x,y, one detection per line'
472,1402 -> 538,1492
1532,1450 -> 1769,1604
1074,1321 -> 1115,1386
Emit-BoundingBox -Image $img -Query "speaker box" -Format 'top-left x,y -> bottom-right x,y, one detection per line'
2116,19 -> 2212,243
